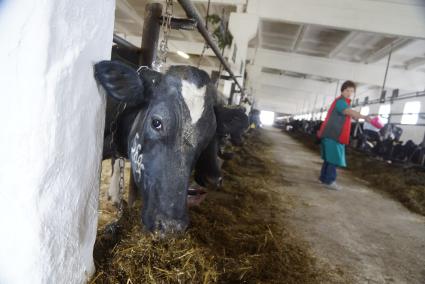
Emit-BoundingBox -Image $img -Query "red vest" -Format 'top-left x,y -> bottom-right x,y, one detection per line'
317,96 -> 352,145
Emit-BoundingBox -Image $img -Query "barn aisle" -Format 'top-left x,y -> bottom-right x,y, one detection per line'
263,128 -> 425,284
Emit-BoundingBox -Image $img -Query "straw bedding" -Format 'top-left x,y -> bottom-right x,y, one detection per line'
91,130 -> 349,283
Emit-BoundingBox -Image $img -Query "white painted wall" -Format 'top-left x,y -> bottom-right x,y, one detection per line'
0,0 -> 115,283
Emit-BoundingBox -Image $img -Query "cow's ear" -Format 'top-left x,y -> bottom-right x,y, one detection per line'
94,60 -> 145,104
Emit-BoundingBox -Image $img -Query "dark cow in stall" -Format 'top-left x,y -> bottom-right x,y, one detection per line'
95,61 -> 247,235
194,106 -> 249,187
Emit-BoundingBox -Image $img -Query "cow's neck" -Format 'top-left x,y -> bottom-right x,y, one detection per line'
117,109 -> 141,158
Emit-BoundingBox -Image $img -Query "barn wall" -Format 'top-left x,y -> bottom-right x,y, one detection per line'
0,0 -> 115,283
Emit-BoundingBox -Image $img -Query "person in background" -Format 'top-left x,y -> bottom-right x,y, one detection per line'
317,80 -> 371,190
249,108 -> 261,129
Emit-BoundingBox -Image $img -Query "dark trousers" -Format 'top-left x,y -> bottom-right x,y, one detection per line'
319,161 -> 337,185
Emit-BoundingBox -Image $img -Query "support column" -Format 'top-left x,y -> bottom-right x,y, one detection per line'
140,3 -> 162,67
0,0 -> 115,283
228,12 -> 259,103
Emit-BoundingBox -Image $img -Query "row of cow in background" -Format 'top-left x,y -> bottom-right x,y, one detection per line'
277,119 -> 425,169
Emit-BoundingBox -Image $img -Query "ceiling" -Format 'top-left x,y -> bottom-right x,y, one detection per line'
257,19 -> 425,73
113,0 -> 425,114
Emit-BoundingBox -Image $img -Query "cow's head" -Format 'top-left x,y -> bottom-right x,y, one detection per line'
215,106 -> 249,146
95,61 -> 216,235
193,106 -> 249,189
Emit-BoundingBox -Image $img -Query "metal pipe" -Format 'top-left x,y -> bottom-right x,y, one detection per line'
351,91 -> 425,107
140,3 -> 162,67
381,44 -> 393,93
177,0 -> 245,98
113,34 -> 139,50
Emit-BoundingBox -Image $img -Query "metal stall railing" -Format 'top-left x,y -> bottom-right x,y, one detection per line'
112,0 -> 246,105
177,0 -> 246,101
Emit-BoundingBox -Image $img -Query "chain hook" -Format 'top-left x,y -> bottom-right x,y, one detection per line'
153,0 -> 173,71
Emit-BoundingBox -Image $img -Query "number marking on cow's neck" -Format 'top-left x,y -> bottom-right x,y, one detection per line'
131,133 -> 144,181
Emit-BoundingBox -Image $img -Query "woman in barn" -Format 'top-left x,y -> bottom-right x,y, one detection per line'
317,80 -> 371,190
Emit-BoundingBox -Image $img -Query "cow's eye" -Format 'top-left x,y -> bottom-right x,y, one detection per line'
151,118 -> 162,130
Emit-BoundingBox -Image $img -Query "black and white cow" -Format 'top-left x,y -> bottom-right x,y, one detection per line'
95,61 -> 247,235
194,106 -> 249,187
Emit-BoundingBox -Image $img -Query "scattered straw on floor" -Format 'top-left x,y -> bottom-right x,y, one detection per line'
92,129 -> 349,283
290,131 -> 425,216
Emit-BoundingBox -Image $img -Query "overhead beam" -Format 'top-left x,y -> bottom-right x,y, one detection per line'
150,0 -> 246,5
187,0 -> 247,4
112,34 -> 217,57
255,100 -> 298,113
167,40 -> 216,56
261,43 -> 290,51
328,31 -> 358,58
291,25 -> 306,52
365,38 -> 412,63
261,31 -> 295,41
116,0 -> 144,25
258,20 -> 264,48
254,92 -> 311,113
405,57 -> 425,70
254,83 -> 328,114
247,0 -> 425,39
114,21 -> 133,35
255,48 -> 425,91
254,82 -> 334,112
261,42 -> 327,55
253,84 -> 318,107
258,73 -> 337,95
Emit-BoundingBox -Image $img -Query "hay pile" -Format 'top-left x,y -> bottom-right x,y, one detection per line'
290,131 -> 425,216
92,130 -> 348,283
346,150 -> 425,216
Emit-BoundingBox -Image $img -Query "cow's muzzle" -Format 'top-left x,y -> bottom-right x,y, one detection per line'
151,215 -> 188,237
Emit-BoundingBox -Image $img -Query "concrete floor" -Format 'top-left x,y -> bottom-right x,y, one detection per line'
264,128 -> 425,284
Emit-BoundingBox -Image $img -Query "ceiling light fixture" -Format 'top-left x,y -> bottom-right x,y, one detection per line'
177,50 -> 190,59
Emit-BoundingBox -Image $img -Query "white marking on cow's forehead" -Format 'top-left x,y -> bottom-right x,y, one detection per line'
181,80 -> 206,124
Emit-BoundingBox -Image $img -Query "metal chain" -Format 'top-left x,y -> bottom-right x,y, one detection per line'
117,157 -> 125,216
109,101 -> 127,153
153,0 -> 173,71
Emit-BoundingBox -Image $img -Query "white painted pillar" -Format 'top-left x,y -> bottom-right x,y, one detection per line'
228,12 -> 259,86
224,12 -> 258,104
0,0 -> 115,283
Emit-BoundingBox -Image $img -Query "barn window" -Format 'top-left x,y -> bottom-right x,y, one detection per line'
378,104 -> 391,124
401,101 -> 421,125
260,110 -> 275,125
